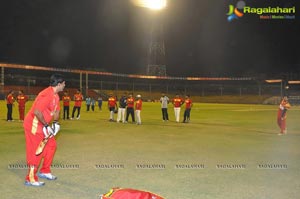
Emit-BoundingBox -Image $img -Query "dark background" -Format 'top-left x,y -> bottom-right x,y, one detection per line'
0,0 -> 299,76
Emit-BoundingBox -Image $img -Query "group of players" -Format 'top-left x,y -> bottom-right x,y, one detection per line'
60,90 -> 193,125
5,90 -> 29,122
4,74 -> 291,187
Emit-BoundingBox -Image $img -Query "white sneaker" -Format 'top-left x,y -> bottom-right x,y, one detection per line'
38,173 -> 57,180
24,181 -> 45,186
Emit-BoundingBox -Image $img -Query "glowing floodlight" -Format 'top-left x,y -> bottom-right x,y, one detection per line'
132,0 -> 167,10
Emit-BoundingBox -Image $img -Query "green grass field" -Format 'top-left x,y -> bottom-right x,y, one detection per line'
0,101 -> 299,199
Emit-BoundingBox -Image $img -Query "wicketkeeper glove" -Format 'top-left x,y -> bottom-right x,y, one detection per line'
52,120 -> 60,136
43,124 -> 54,138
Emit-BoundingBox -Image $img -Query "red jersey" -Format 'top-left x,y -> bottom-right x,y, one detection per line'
6,94 -> 14,104
17,94 -> 28,107
173,97 -> 183,108
127,97 -> 135,108
185,99 -> 192,109
135,99 -> 142,110
62,95 -> 71,106
74,93 -> 83,107
108,96 -> 117,108
279,99 -> 291,110
24,86 -> 60,135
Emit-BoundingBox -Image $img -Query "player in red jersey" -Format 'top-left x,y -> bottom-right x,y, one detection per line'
62,91 -> 71,120
172,94 -> 184,123
183,95 -> 193,123
107,94 -> 117,121
277,96 -> 291,135
126,94 -> 135,123
17,90 -> 29,121
135,94 -> 142,125
6,90 -> 15,121
23,74 -> 65,186
71,89 -> 83,120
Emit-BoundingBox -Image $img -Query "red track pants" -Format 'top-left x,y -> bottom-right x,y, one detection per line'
19,106 -> 25,120
24,129 -> 56,182
277,109 -> 286,134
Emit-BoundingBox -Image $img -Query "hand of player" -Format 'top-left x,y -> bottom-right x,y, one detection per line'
43,124 -> 54,138
52,121 -> 60,136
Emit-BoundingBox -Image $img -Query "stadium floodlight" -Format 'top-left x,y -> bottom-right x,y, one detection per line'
265,79 -> 282,83
131,0 -> 167,10
288,80 -> 300,84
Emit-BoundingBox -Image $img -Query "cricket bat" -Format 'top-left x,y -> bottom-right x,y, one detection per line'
35,133 -> 52,156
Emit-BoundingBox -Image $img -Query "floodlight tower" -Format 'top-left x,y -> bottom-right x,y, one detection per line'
143,0 -> 167,76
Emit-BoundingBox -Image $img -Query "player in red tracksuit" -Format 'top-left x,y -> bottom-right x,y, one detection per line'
6,90 -> 15,121
183,95 -> 193,123
62,91 -> 71,120
277,96 -> 291,135
172,94 -> 184,123
126,94 -> 135,123
17,90 -> 29,121
107,94 -> 117,121
135,94 -> 142,125
23,74 -> 65,186
71,89 -> 83,120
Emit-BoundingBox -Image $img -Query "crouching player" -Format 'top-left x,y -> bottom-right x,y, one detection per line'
24,74 -> 65,186
135,95 -> 142,125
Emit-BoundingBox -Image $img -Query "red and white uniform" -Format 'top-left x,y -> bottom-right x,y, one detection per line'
277,99 -> 291,134
23,86 -> 60,183
127,97 -> 134,108
135,99 -> 142,124
185,99 -> 192,109
6,93 -> 14,105
62,95 -> 71,107
108,96 -> 117,120
108,96 -> 117,108
74,93 -> 83,107
17,94 -> 28,120
172,97 -> 183,122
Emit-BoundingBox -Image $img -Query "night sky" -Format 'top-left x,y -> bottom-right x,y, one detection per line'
0,0 -> 299,76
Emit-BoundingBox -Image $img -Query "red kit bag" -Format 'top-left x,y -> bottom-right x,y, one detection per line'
100,187 -> 165,199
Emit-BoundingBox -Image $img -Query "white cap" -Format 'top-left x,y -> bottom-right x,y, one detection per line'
136,94 -> 141,98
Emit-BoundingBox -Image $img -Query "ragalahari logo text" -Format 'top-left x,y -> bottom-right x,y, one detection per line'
227,1 -> 296,21
227,1 -> 246,22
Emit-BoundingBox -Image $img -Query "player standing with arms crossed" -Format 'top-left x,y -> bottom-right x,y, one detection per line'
135,94 -> 142,125
24,74 -> 65,186
183,95 -> 193,123
17,90 -> 28,121
277,96 -> 291,135
107,93 -> 117,121
6,90 -> 15,121
126,94 -> 135,123
62,91 -> 71,120
71,89 -> 83,120
160,93 -> 169,122
172,94 -> 184,123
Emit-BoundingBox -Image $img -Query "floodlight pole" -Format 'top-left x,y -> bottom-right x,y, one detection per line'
80,72 -> 83,93
147,11 -> 166,76
280,80 -> 283,97
86,72 -> 88,97
0,67 -> 4,94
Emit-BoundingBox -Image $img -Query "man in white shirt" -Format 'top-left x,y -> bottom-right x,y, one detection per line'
160,93 -> 169,121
